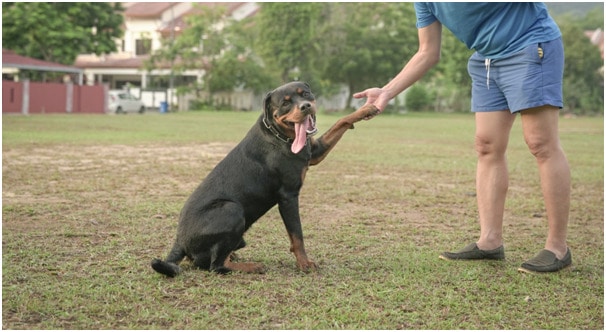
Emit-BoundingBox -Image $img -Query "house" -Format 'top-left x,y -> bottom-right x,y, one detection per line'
74,2 -> 259,109
584,27 -> 604,76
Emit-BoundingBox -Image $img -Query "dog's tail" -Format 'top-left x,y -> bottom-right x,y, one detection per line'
151,245 -> 185,278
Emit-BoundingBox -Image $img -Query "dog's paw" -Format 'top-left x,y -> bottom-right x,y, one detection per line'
352,104 -> 380,121
365,104 -> 380,117
298,260 -> 318,273
358,103 -> 379,115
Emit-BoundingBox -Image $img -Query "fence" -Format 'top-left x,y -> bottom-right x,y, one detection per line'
2,80 -> 108,114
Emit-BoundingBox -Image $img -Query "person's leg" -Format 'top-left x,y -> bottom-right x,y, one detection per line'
439,110 -> 515,261
520,105 -> 570,260
440,52 -> 515,261
474,111 -> 516,250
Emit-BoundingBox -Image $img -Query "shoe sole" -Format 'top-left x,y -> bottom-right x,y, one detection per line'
438,254 -> 505,261
517,264 -> 572,274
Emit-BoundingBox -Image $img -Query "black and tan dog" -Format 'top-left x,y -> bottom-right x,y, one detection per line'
151,82 -> 378,277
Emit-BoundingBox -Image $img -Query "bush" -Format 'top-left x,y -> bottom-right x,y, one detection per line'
405,84 -> 433,112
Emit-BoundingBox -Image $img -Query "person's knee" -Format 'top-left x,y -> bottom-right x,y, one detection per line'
524,134 -> 556,161
475,134 -> 506,159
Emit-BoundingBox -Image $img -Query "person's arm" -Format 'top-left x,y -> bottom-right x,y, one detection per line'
353,20 -> 443,113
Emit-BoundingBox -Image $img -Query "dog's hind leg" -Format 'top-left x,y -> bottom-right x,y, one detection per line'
205,230 -> 251,274
151,244 -> 186,278
211,235 -> 266,274
206,240 -> 266,274
224,255 -> 266,274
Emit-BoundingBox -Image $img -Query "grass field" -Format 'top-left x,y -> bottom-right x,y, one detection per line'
2,110 -> 603,329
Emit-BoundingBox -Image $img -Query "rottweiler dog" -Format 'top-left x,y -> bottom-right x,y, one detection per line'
151,81 -> 378,277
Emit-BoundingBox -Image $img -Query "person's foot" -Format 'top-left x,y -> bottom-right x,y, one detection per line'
439,242 -> 505,261
518,248 -> 572,273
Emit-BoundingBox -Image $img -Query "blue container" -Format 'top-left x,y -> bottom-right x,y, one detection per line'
160,101 -> 168,113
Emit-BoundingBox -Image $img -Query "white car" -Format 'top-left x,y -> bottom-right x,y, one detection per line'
108,90 -> 146,114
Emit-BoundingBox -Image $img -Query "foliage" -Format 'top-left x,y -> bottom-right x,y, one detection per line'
205,16 -> 275,94
405,85 -> 433,112
318,3 -> 418,108
580,6 -> 604,30
253,3 -> 328,85
423,29 -> 474,112
147,4 -> 273,98
555,13 -> 604,115
4,2 -> 602,114
145,3 -> 227,95
2,2 -> 124,65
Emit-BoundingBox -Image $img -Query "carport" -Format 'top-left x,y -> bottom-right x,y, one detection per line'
2,49 -> 83,84
3,49 -> 107,114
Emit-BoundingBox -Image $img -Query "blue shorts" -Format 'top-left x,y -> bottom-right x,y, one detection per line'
468,37 -> 564,113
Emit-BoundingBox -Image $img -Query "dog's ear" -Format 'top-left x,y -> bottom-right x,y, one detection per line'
263,90 -> 273,120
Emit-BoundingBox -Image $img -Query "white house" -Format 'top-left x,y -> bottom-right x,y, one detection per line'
74,2 -> 259,109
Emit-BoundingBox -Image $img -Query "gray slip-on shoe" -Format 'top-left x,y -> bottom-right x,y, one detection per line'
439,242 -> 505,261
518,248 -> 572,273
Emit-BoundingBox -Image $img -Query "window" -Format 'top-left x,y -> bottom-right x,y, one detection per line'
135,39 -> 152,56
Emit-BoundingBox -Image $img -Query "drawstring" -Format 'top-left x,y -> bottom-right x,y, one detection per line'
484,58 -> 491,89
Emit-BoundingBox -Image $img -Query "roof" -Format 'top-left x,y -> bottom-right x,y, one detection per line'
585,28 -> 604,59
2,49 -> 83,74
74,54 -> 158,69
124,2 -> 178,18
157,3 -> 258,37
74,53 -> 209,70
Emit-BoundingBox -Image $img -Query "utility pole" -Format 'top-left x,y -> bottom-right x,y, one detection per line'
168,5 -> 175,112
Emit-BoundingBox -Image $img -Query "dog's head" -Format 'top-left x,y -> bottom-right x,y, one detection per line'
263,81 -> 318,154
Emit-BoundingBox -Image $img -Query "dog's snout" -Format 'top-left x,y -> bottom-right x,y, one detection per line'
300,102 -> 313,113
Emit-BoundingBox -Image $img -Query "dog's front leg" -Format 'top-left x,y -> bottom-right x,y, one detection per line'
309,104 -> 379,165
278,196 -> 317,272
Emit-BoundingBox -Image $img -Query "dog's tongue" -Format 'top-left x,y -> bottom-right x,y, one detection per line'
291,116 -> 311,154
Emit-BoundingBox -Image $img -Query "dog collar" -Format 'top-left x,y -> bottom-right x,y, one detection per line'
263,116 -> 293,144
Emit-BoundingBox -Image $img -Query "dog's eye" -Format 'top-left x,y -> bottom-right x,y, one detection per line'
303,91 -> 313,99
282,100 -> 292,107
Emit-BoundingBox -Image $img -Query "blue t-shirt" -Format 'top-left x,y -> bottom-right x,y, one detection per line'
414,2 -> 561,59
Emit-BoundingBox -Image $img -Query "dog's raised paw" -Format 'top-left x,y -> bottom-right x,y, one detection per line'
364,104 -> 380,117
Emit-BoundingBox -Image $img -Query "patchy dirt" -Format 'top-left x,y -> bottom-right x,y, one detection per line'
2,143 -> 234,205
2,139 -> 603,330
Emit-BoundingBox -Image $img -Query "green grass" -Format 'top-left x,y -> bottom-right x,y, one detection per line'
2,111 -> 603,329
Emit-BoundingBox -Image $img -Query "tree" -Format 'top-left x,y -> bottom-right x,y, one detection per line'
2,2 -> 123,65
559,23 -> 603,114
253,3 -> 328,85
319,3 -> 418,109
147,3 -> 273,106
553,11 -> 604,114
425,29 -> 474,112
205,18 -> 275,95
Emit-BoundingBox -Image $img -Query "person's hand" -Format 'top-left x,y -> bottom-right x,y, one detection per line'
353,88 -> 389,120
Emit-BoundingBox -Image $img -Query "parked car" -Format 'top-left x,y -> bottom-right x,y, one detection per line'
108,90 -> 145,114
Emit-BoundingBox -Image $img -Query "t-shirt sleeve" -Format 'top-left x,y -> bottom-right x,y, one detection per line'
414,2 -> 437,29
